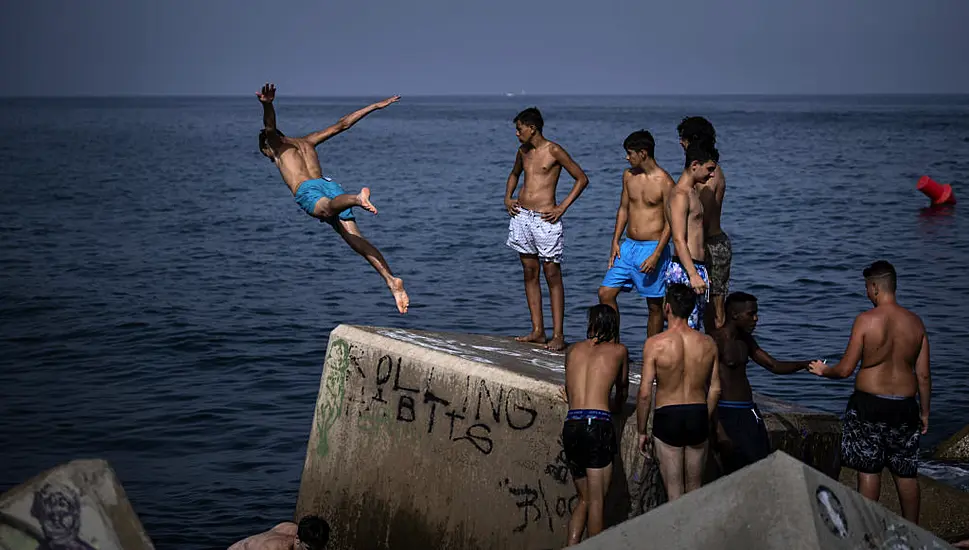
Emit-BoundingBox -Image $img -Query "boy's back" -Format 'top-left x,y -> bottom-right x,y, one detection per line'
565,339 -> 628,412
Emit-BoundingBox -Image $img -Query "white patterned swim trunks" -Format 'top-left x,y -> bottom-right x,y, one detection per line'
506,208 -> 564,263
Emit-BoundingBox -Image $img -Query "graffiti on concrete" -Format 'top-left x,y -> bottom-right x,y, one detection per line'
316,339 -> 351,458
344,352 -> 540,456
502,436 -> 578,535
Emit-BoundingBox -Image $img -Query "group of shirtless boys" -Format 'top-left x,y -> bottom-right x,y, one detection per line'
245,85 -> 933,549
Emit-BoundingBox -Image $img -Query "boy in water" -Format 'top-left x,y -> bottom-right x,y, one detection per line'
677,117 -> 730,332
228,516 -> 329,550
598,130 -> 675,338
505,107 -> 590,351
561,304 -> 629,545
637,283 -> 720,501
665,139 -> 720,331
808,261 -> 931,524
256,83 -> 409,314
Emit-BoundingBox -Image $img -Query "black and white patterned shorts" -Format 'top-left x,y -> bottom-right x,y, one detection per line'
840,390 -> 921,478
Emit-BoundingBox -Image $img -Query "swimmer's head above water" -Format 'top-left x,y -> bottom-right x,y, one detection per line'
295,515 -> 329,550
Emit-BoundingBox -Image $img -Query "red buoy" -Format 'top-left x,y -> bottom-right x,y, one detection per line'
917,176 -> 956,206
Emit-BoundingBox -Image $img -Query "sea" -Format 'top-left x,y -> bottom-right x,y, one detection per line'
1,95 -> 967,549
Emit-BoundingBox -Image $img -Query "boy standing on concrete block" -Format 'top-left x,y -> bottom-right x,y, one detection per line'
561,305 -> 629,545
505,107 -> 589,351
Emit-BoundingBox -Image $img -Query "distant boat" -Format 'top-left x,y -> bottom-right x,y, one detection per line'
504,89 -> 526,97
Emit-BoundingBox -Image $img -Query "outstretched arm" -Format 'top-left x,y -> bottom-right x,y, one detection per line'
809,316 -> 865,379
915,333 -> 931,434
637,343 -> 657,437
542,145 -> 589,223
256,83 -> 283,150
749,336 -> 811,374
707,345 -> 721,419
302,95 -> 401,146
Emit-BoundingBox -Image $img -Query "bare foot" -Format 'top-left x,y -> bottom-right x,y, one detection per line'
357,188 -> 378,215
515,331 -> 547,345
389,277 -> 408,314
545,335 -> 566,351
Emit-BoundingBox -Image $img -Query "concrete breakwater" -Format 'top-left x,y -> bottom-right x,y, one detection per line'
294,325 -> 845,550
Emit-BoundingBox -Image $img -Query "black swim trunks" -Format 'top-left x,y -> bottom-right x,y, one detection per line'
841,390 -> 921,478
652,403 -> 709,447
562,409 -> 617,479
716,400 -> 771,474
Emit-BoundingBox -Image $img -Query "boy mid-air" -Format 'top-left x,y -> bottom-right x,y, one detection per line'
256,83 -> 409,313
505,107 -> 589,351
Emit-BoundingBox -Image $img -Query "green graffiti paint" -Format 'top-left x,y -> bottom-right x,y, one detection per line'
316,339 -> 350,458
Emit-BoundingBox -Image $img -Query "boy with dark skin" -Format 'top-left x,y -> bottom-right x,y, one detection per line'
256,83 -> 409,314
664,140 -> 719,331
228,516 -> 329,550
677,117 -> 730,332
561,304 -> 628,545
711,292 -> 820,474
505,107 -> 590,351
808,261 -> 931,524
637,283 -> 720,501
598,130 -> 675,338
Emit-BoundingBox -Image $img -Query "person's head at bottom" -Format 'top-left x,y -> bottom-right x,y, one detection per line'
295,516 -> 329,550
664,283 -> 696,323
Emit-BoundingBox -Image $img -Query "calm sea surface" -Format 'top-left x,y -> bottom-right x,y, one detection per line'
1,95 -> 967,548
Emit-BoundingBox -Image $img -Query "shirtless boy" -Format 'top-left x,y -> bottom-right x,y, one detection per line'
228,516 -> 329,550
677,117 -> 730,331
561,304 -> 628,545
256,83 -> 409,314
808,261 -> 931,524
598,130 -> 675,338
637,283 -> 720,501
505,107 -> 590,351
665,140 -> 720,331
712,292 -> 818,474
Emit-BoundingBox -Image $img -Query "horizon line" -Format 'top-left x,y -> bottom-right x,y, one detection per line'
2,92 -> 968,100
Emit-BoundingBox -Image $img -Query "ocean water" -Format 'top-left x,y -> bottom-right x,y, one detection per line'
1,95 -> 967,548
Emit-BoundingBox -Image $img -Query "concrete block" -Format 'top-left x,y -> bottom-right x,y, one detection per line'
934,424 -> 969,461
838,467 -> 969,542
573,451 -> 955,549
295,325 -> 846,550
0,459 -> 154,550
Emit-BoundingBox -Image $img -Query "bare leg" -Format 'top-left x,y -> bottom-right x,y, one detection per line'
314,188 -> 377,218
646,297 -> 665,338
566,476 -> 589,546
544,261 -> 566,351
598,286 -> 621,313
583,464 -> 613,538
705,294 -> 725,333
892,474 -> 921,524
856,471 -> 882,503
653,437 -> 685,501
332,220 -> 409,314
683,440 -> 709,494
516,255 -> 546,344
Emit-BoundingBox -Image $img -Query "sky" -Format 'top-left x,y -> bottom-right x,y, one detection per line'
1,0 -> 968,96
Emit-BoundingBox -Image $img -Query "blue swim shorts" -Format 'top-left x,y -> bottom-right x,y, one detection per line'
293,177 -> 355,221
600,239 -> 672,298
664,258 -> 709,331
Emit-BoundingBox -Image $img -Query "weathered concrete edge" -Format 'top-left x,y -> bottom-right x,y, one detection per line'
0,458 -> 155,550
329,324 -> 566,399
